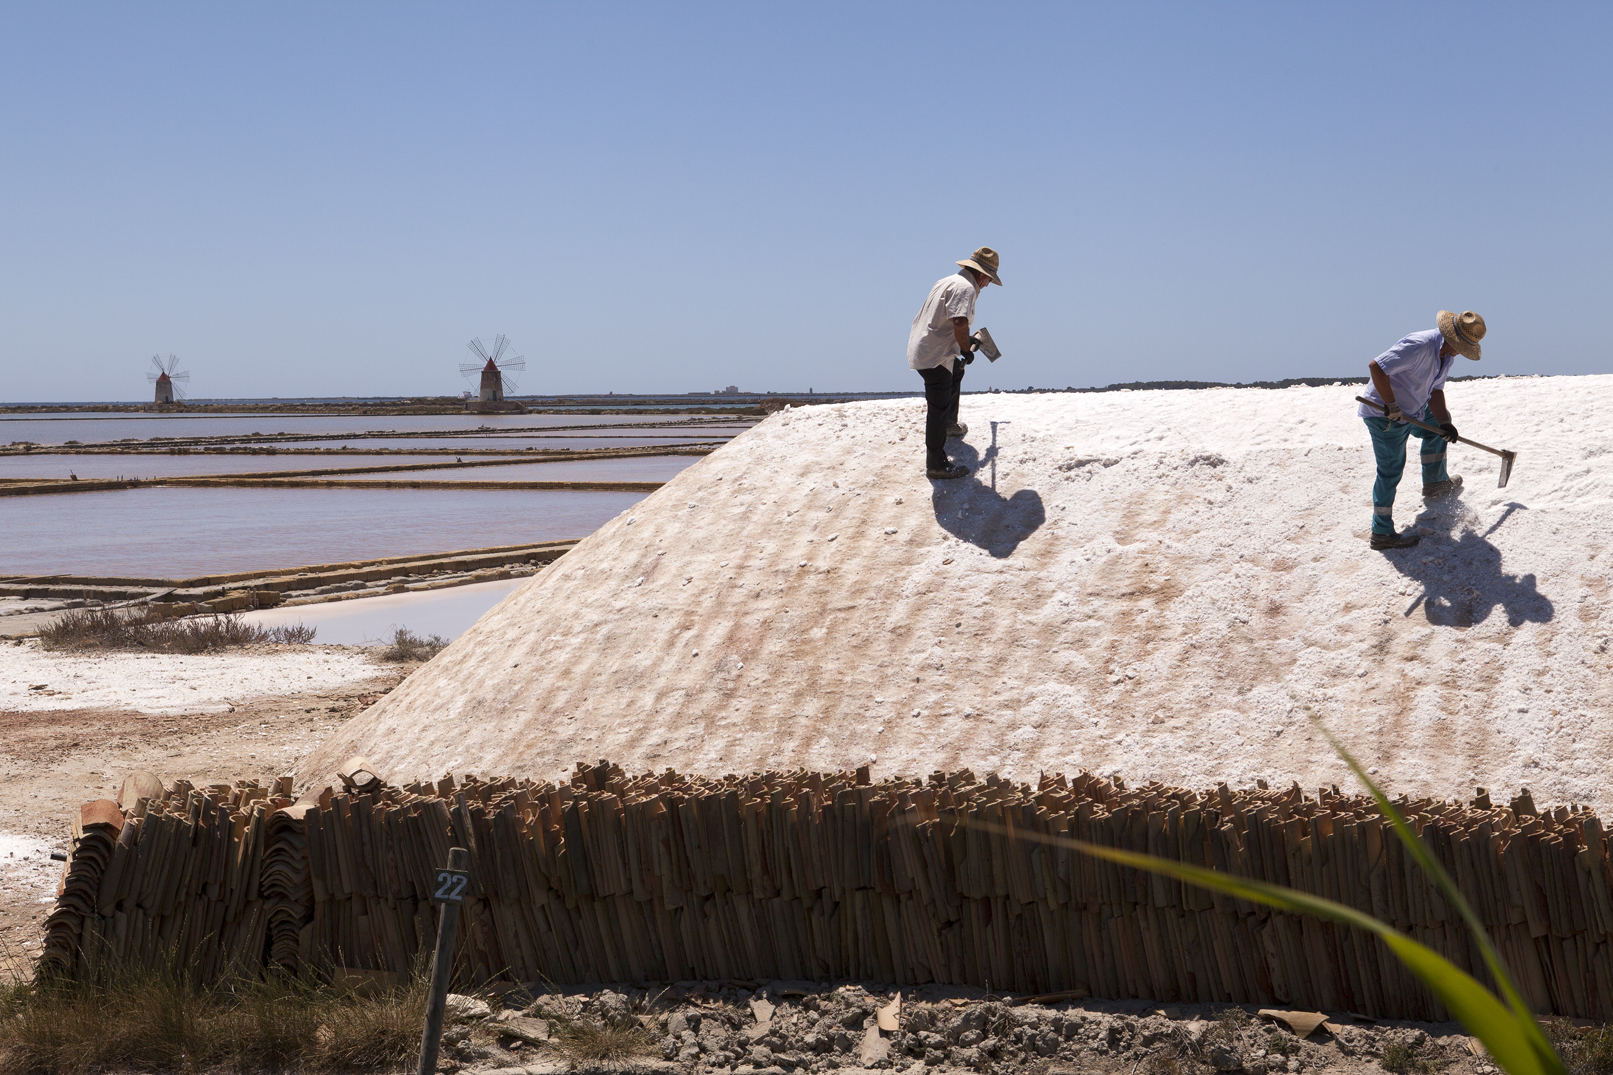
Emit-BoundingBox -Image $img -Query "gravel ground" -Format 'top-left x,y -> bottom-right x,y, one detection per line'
441,984 -> 1503,1075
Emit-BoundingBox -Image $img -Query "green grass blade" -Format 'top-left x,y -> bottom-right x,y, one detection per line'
975,822 -> 1566,1075
1314,722 -> 1548,1044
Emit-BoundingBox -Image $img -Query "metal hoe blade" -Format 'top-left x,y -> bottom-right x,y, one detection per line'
1497,451 -> 1516,489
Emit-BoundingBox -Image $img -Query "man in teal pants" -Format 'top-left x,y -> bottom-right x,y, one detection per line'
1357,310 -> 1486,550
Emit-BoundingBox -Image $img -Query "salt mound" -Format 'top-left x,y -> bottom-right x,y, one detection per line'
302,376 -> 1613,812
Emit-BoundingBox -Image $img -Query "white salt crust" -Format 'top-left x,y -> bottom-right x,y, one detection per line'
0,640 -> 380,715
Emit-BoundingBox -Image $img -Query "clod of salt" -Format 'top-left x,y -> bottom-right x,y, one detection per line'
737,662 -> 744,669
799,561 -> 807,567
827,534 -> 838,541
634,577 -> 644,587
692,650 -> 699,655
893,497 -> 903,504
719,560 -> 729,567
884,527 -> 898,535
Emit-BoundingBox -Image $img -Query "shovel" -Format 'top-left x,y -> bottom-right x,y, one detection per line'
1355,396 -> 1516,488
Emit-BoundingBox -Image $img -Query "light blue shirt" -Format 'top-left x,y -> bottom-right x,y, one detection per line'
1357,329 -> 1454,420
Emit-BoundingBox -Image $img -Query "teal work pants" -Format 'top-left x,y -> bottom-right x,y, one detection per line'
1364,407 -> 1450,535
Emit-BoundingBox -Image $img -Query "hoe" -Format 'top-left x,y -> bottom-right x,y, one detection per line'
1356,396 -> 1517,488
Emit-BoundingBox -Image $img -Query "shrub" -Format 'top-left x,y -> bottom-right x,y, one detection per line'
549,1018 -> 652,1065
1544,1020 -> 1613,1075
376,626 -> 448,662
1381,1038 -> 1436,1074
39,607 -> 314,653
1207,1007 -> 1251,1043
0,966 -> 427,1075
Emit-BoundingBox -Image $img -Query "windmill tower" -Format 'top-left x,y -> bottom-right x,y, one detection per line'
146,355 -> 189,404
459,336 -> 527,412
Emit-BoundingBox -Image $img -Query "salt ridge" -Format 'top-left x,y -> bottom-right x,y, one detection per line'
302,376 -> 1613,813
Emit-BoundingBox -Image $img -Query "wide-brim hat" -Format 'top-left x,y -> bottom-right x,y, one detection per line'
1438,309 -> 1485,361
957,246 -> 1002,286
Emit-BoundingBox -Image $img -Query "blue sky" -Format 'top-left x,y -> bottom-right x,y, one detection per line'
3,2 -> 1609,401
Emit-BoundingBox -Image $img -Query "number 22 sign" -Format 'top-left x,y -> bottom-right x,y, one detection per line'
432,869 -> 470,903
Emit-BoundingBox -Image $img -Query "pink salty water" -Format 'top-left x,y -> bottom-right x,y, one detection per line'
0,412 -> 744,445
0,453 -> 699,483
242,578 -> 527,645
4,486 -> 648,578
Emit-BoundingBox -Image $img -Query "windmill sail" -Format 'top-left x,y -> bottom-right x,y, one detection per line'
460,336 -> 525,400
146,354 -> 189,402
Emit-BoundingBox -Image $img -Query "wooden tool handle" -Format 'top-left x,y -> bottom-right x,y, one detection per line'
1355,396 -> 1509,459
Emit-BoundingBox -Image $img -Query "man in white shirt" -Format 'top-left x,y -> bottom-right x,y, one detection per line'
907,247 -> 1000,479
1358,310 -> 1485,550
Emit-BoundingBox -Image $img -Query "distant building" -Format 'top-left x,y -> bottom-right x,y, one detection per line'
720,385 -> 740,395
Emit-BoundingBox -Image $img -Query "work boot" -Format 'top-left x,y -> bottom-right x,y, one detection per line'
1424,475 -> 1464,498
1370,530 -> 1421,551
947,422 -> 968,440
927,462 -> 969,480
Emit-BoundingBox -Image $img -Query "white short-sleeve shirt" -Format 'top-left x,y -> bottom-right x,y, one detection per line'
907,273 -> 979,372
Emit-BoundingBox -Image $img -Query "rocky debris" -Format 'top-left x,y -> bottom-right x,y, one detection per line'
491,1012 -> 551,1044
439,984 -> 1498,1075
446,993 -> 492,1021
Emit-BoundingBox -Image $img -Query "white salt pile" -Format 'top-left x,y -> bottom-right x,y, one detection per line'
303,376 -> 1613,813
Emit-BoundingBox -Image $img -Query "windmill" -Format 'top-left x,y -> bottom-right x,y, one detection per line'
460,336 -> 525,403
146,355 -> 189,404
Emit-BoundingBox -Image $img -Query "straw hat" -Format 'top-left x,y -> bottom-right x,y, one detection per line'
1438,309 -> 1485,361
957,246 -> 1002,286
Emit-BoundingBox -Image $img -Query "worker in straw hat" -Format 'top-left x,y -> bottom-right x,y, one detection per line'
907,247 -> 1000,480
1357,310 -> 1486,550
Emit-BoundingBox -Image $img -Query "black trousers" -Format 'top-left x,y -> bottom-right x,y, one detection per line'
917,360 -> 965,466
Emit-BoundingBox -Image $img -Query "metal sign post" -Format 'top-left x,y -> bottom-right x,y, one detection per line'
417,846 -> 471,1075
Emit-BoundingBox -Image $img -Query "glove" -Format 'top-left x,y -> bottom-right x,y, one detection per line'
1384,403 -> 1405,423
1440,422 -> 1459,442
959,351 -> 975,366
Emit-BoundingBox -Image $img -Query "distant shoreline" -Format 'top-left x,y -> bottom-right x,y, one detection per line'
1,374 -> 1528,415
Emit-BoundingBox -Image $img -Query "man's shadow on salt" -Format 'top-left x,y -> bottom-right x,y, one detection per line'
930,421 -> 1045,559
1391,501 -> 1553,627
